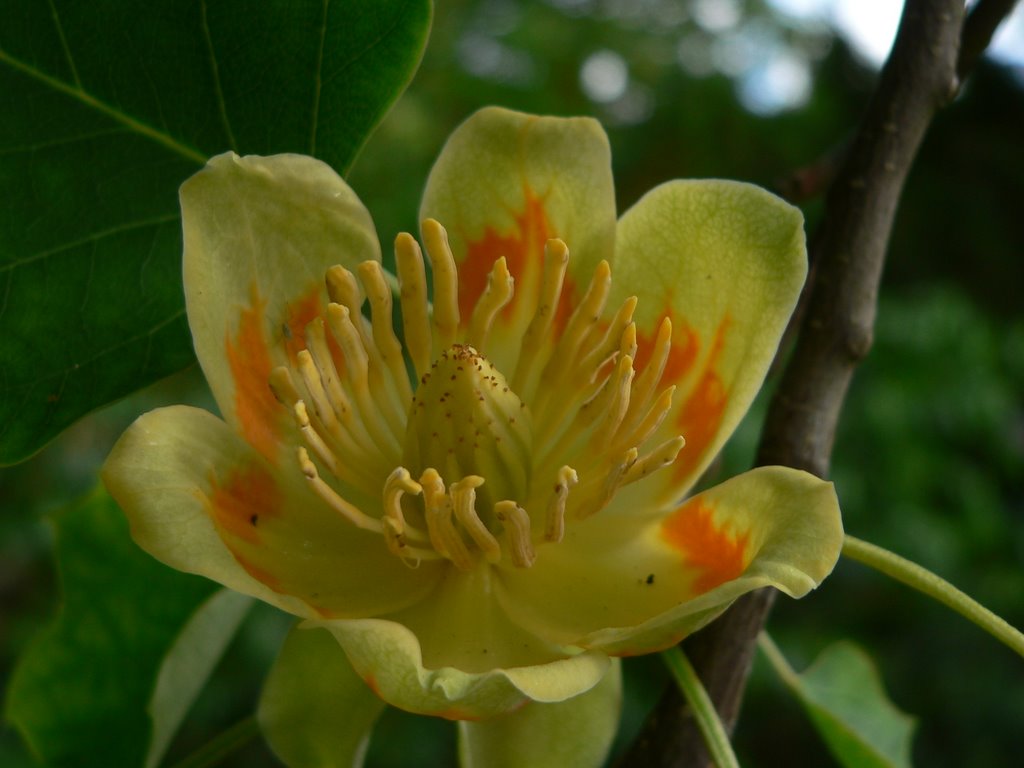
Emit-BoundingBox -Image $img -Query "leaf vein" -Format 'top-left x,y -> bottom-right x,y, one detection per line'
0,47 -> 206,164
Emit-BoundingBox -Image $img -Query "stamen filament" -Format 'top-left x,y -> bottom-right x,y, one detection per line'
298,447 -> 382,533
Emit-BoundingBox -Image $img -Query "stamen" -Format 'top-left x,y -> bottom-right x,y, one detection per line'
358,260 -> 414,405
617,385 -> 676,452
576,298 -> 638,377
622,436 -> 686,486
495,501 -> 536,567
545,465 -> 578,542
420,468 -> 474,571
268,365 -> 301,406
593,354 -> 635,445
451,476 -> 502,563
512,238 -> 569,395
576,447 -> 638,520
325,264 -> 363,309
298,447 -> 382,533
394,233 -> 433,379
303,319 -> 349,418
293,401 -> 342,477
295,350 -> 341,429
382,468 -> 436,565
326,303 -> 401,458
533,260 -> 612,417
628,316 -> 672,419
422,219 -> 460,350
467,256 -> 514,353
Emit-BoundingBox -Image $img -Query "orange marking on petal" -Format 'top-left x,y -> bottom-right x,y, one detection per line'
207,464 -> 286,590
436,706 -> 486,722
226,284 -> 282,462
459,187 -> 551,322
672,317 -> 731,481
208,464 -> 281,545
283,288 -> 322,362
661,498 -> 749,594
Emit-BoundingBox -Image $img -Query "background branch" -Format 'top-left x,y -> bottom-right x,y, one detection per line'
619,0 -> 1020,764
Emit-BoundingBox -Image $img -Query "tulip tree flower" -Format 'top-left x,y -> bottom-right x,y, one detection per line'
103,107 -> 843,767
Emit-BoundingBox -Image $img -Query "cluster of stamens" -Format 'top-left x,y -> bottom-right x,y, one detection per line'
269,219 -> 684,571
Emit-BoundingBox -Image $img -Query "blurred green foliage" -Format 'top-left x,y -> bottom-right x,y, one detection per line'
2,0 -> 1022,765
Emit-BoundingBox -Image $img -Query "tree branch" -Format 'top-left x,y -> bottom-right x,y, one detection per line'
620,1 -> 989,764
957,0 -> 1020,82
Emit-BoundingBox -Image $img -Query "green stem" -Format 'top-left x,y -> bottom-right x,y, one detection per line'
660,646 -> 741,768
170,715 -> 260,768
842,534 -> 1024,658
755,632 -> 801,689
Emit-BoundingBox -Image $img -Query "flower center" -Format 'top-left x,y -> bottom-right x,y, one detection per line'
269,220 -> 685,571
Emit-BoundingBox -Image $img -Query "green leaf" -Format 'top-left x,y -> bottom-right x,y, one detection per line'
760,634 -> 917,768
146,589 -> 253,768
0,0 -> 432,465
4,487 -> 217,768
258,625 -> 386,768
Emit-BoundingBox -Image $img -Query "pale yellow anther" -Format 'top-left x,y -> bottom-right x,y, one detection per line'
577,297 -> 638,376
512,238 -> 569,394
394,232 -> 433,379
630,316 -> 673,414
622,436 -> 686,486
382,468 -> 431,562
298,447 -> 382,533
422,219 -> 460,350
296,350 -> 339,429
594,354 -> 635,444
619,385 -> 676,452
326,304 -> 369,389
325,265 -> 362,309
420,468 -> 474,570
304,319 -> 349,418
495,501 -> 536,568
577,447 -> 638,520
534,260 -> 612,416
358,260 -> 413,405
451,476 -> 502,563
545,465 -> 578,542
293,400 -> 341,477
467,256 -> 514,353
268,366 -> 301,407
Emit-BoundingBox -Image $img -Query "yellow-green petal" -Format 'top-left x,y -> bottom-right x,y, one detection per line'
317,617 -> 609,720
181,152 -> 381,464
419,107 -> 616,373
458,660 -> 622,768
609,180 -> 807,505
259,624 -> 386,768
500,466 -> 842,656
101,405 -> 437,621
